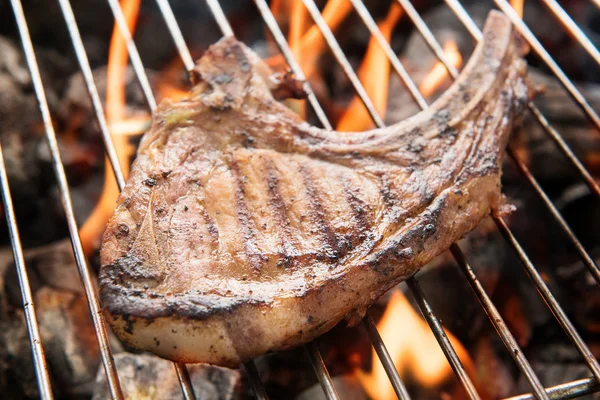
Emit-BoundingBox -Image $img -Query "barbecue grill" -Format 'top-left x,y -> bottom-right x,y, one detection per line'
3,0 -> 600,399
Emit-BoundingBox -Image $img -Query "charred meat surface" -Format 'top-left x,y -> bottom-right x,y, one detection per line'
100,11 -> 529,366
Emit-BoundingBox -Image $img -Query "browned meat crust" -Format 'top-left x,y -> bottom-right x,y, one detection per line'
99,11 -> 529,366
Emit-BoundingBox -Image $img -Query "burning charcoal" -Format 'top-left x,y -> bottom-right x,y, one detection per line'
296,375 -> 366,400
516,343 -> 600,399
92,353 -> 240,400
510,68 -> 600,186
0,243 -> 124,399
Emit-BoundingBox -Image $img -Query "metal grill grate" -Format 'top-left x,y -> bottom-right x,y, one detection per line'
3,0 -> 600,399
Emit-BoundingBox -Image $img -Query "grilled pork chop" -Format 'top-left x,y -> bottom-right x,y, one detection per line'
100,11 -> 529,366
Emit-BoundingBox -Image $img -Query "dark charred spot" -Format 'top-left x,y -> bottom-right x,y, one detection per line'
307,315 -> 314,324
116,223 -> 130,238
144,178 -> 157,187
213,73 -> 232,84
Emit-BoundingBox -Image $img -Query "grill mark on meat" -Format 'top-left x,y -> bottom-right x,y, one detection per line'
263,157 -> 297,267
341,174 -> 371,238
200,205 -> 219,251
299,164 -> 341,261
230,157 -> 263,271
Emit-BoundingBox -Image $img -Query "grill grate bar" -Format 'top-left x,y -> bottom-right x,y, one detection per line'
426,0 -> 600,199
493,0 -> 600,132
199,1 -> 342,398
0,144 -> 53,399
10,0 -> 125,398
106,0 -> 157,110
396,0 -> 459,79
506,377 -> 600,400
349,0 -> 428,109
540,0 -> 600,68
436,1 -> 600,282
388,2 -> 599,395
154,0 -> 194,70
362,314 -> 412,400
301,0 -> 385,128
174,363 -> 197,400
243,361 -> 270,400
305,342 -> 340,400
253,1 -> 475,397
258,0 -> 552,397
205,0 -> 235,37
508,148 -> 600,285
493,215 -> 600,382
450,245 -> 550,399
56,0 -> 126,191
329,1 -> 549,396
104,0 -> 207,397
406,278 -> 481,400
252,0 -> 422,396
252,0 -> 333,128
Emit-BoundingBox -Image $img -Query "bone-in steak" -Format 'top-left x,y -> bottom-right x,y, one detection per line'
100,11 -> 529,366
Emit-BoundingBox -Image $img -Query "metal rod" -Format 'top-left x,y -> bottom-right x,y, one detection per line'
494,215 -> 600,382
508,148 -> 600,285
280,3 -> 482,396
0,144 -> 53,399
493,0 -> 600,132
251,3 -> 424,398
443,0 -> 600,199
103,1 -> 197,398
395,0 -> 459,79
362,313 -> 413,400
304,342 -> 340,400
106,0 -> 157,111
244,361 -> 270,400
12,1 -> 124,398
252,0 -> 332,130
450,244 -> 549,400
505,377 -> 600,400
360,1 -> 598,397
301,0 -> 386,128
540,0 -> 600,69
154,0 -> 195,70
407,278 -> 481,400
204,0 -> 234,37
173,363 -> 196,400
56,0 -> 126,191
526,104 -> 600,198
349,0 -> 428,109
200,3 -> 342,397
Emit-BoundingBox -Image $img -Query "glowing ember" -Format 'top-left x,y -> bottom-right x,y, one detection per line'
357,290 -> 475,400
419,40 -> 463,98
337,3 -> 403,132
80,0 -> 141,255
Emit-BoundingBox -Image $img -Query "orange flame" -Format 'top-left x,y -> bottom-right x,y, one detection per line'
269,0 -> 353,77
357,290 -> 475,400
511,0 -> 525,18
337,3 -> 403,132
419,40 -> 463,98
79,0 -> 141,255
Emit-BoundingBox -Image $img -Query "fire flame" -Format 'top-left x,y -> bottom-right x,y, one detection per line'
357,290 -> 476,400
337,3 -> 403,132
271,0 -> 353,77
511,0 -> 525,19
269,0 -> 355,118
418,40 -> 463,98
79,0 -> 141,255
